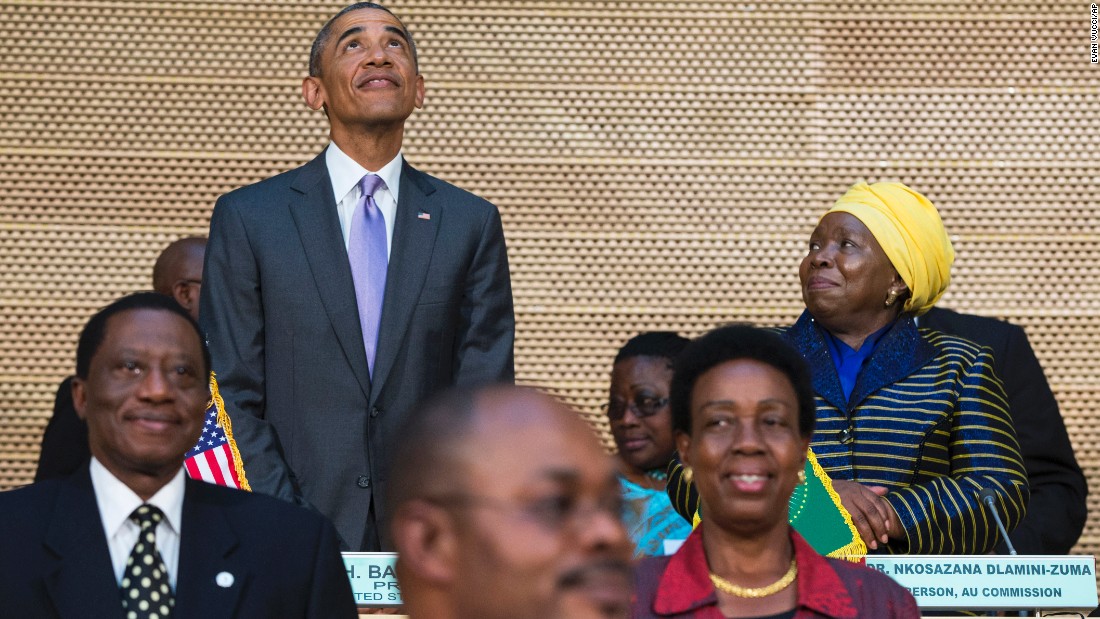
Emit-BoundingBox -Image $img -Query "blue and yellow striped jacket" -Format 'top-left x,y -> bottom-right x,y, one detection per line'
781,311 -> 1029,555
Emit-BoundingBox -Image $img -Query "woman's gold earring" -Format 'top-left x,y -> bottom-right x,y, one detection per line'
797,469 -> 807,485
884,289 -> 900,307
682,466 -> 694,485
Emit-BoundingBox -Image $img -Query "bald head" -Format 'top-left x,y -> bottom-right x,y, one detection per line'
385,386 -> 482,516
151,237 -> 206,321
387,385 -> 598,518
389,384 -> 633,619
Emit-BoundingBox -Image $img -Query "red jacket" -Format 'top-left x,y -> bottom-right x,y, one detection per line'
631,526 -> 919,618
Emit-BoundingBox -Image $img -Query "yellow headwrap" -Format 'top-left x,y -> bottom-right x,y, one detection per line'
824,181 -> 955,316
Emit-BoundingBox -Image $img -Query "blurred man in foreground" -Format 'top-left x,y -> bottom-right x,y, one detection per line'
388,385 -> 633,619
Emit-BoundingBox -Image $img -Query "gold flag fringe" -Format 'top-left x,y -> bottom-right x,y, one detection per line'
809,450 -> 867,561
208,372 -> 251,491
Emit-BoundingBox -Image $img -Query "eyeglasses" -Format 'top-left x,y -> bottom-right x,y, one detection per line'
602,394 -> 669,421
427,491 -> 624,534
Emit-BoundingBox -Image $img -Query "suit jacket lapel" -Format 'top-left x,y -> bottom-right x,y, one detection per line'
289,151 -> 372,400
173,479 -> 244,619
849,315 -> 936,409
43,468 -> 126,619
370,161 -> 440,399
787,312 -> 939,412
785,311 -> 848,412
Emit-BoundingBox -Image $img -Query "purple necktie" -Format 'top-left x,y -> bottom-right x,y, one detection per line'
348,174 -> 388,375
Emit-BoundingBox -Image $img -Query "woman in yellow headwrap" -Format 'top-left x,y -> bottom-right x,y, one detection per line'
785,181 -> 1028,554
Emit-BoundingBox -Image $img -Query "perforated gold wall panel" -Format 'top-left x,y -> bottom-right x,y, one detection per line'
2,1 -> 1097,554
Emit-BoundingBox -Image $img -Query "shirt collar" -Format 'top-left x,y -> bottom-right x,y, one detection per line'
791,529 -> 859,618
819,320 -> 894,403
653,526 -> 716,614
89,457 -> 186,537
325,142 -> 403,204
821,320 -> 893,359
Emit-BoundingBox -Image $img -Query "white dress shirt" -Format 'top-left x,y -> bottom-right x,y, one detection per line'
326,142 -> 402,258
90,457 -> 185,589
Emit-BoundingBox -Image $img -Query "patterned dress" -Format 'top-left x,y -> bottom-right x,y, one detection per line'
620,474 -> 693,558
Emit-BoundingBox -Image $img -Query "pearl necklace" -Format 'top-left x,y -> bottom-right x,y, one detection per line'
708,558 -> 798,598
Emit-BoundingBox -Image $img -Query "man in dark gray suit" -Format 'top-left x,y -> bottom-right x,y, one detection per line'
200,2 -> 515,552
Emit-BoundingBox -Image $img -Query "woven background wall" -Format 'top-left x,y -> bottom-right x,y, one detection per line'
2,1 -> 1097,553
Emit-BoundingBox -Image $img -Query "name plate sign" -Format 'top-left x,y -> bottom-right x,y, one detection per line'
864,555 -> 1097,610
343,553 -> 402,607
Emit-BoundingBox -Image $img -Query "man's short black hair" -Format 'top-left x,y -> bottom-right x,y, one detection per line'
75,292 -> 211,379
613,331 -> 690,366
309,2 -> 419,77
669,325 -> 815,438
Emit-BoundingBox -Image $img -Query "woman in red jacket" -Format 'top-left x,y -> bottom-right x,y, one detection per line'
632,325 -> 918,619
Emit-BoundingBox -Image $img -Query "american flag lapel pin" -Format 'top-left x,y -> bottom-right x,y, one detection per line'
417,211 -> 431,220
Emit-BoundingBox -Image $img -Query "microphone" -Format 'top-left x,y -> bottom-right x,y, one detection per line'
978,487 -> 1018,556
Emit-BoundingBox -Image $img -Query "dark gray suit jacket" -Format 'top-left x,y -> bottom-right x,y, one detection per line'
922,307 -> 1087,554
0,468 -> 357,618
200,151 -> 514,551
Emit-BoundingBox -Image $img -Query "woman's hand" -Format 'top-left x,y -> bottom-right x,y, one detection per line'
832,480 -> 896,550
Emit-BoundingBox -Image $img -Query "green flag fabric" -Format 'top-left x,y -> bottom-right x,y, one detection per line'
789,450 -> 866,559
668,449 -> 865,561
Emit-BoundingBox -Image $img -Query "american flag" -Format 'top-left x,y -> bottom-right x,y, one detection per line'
184,375 -> 249,490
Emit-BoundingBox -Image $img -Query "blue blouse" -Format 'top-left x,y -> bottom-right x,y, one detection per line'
820,322 -> 892,403
619,475 -> 692,558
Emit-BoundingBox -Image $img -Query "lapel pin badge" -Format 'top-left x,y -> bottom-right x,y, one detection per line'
417,211 -> 431,220
216,571 -> 235,588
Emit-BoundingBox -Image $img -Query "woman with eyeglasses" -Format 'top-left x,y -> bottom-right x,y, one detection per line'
632,325 -> 919,618
606,331 -> 693,557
